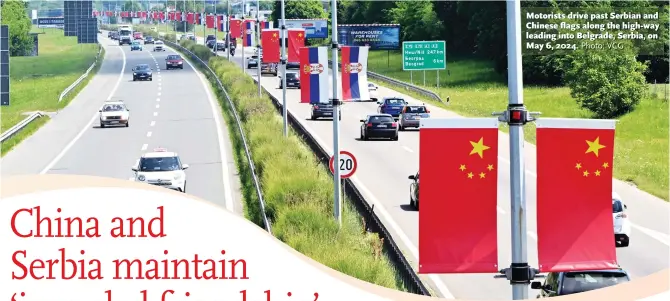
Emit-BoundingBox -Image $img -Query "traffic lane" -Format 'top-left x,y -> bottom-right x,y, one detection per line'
47,43 -> 161,180
0,35 -> 124,176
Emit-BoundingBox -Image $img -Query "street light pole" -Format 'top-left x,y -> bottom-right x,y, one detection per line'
330,0 -> 342,225
227,0 -> 231,61
280,0 -> 287,137
256,0 -> 261,97
241,0 -> 245,71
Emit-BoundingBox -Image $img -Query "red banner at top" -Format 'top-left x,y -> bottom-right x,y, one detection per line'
206,15 -> 215,29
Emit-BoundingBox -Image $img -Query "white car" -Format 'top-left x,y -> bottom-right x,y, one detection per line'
132,148 -> 189,193
368,82 -> 379,101
98,101 -> 130,128
153,41 -> 165,51
613,192 -> 631,247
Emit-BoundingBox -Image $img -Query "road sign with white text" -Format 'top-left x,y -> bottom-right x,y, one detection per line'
329,151 -> 358,179
402,41 -> 446,71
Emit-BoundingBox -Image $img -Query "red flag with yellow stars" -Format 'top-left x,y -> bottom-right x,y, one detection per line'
536,118 -> 619,272
418,118 -> 499,274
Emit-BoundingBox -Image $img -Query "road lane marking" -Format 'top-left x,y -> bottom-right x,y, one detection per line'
158,92 -> 162,96
158,86 -> 162,90
40,41 -> 127,174
141,144 -> 148,151
150,121 -> 155,127
402,146 -> 413,153
156,98 -> 160,102
156,104 -> 160,108
147,131 -> 152,137
153,112 -> 158,116
631,223 -> 670,246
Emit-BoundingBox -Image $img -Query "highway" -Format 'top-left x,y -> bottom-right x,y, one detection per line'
1,33 -> 243,215
192,37 -> 668,299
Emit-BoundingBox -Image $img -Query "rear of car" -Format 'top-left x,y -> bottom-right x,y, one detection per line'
133,32 -> 143,40
368,83 -> 379,101
206,35 -> 216,48
361,115 -> 399,140
310,103 -> 340,120
261,63 -> 277,76
247,55 -> 259,68
399,105 -> 431,130
130,41 -> 143,51
215,41 -> 226,51
378,98 -> 407,118
613,192 -> 631,247
280,72 -> 300,88
166,55 -> 184,69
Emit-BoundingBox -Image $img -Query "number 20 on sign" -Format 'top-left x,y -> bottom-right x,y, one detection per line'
329,151 -> 358,179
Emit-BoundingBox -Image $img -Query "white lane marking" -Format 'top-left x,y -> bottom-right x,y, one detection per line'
158,92 -> 162,96
497,206 -> 506,214
153,112 -> 158,117
156,104 -> 160,109
631,223 -> 670,246
158,86 -> 162,90
141,144 -> 148,151
156,98 -> 160,102
166,44 -> 235,213
402,146 -> 413,153
146,131 -> 152,137
150,121 -> 156,127
40,43 -> 127,174
158,78 -> 161,82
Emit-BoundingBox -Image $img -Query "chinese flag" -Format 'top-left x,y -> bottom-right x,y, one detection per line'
418,118 -> 499,273
536,118 -> 618,272
261,29 -> 281,63
187,12 -> 195,24
229,19 -> 242,38
287,29 -> 305,63
206,15 -> 215,29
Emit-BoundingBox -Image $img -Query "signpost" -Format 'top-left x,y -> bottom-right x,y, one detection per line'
329,151 -> 357,179
402,41 -> 446,88
1,25 -> 9,106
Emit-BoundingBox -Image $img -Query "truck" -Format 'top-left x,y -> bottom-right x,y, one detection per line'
118,25 -> 133,46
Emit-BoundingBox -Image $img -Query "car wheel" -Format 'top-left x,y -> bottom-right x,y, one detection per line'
399,124 -> 404,131
100,123 -> 105,128
126,122 -> 129,127
182,182 -> 186,193
180,66 -> 183,69
620,237 -> 630,247
310,114 -> 316,120
410,195 -> 415,208
392,135 -> 399,141
149,77 -> 153,81
133,77 -> 136,81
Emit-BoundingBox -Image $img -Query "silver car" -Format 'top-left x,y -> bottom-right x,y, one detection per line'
398,104 -> 430,130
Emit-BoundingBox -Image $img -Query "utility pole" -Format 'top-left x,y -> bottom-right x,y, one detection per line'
330,0 -> 342,225
227,0 -> 231,61
241,0 -> 245,71
280,0 -> 287,137
256,0 -> 261,97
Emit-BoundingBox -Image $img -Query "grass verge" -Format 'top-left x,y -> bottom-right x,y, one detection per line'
166,36 -> 406,290
334,50 -> 669,200
1,28 -> 102,156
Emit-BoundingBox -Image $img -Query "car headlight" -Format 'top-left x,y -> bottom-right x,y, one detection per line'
133,72 -> 137,75
137,175 -> 146,181
178,61 -> 182,64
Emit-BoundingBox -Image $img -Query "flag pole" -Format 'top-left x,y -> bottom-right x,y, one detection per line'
493,0 -> 541,298
241,0 -> 245,71
256,0 -> 261,97
280,0 -> 287,137
330,0 -> 342,225
227,0 -> 230,61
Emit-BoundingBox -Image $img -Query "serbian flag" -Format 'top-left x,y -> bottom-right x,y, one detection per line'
259,20 -> 273,31
299,47 -> 329,104
229,18 -> 242,38
106,11 -> 113,17
340,46 -> 370,102
536,118 -> 618,272
243,20 -> 255,47
195,13 -> 202,25
287,28 -> 305,63
261,29 -> 280,63
217,15 -> 225,31
418,118 -> 500,273
206,14 -> 215,29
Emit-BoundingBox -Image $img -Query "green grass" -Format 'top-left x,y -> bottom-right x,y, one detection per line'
171,39 -> 405,291
1,28 -> 101,156
349,50 -> 669,200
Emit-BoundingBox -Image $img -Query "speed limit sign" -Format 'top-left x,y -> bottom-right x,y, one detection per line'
329,151 -> 358,179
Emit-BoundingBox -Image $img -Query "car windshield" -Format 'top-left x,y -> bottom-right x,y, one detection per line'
102,104 -> 125,112
613,199 -> 624,213
385,98 -> 406,106
286,73 -> 298,78
120,30 -> 131,35
136,65 -> 150,71
369,116 -> 394,123
406,106 -> 427,113
368,83 -> 375,87
146,36 -> 153,39
156,41 -> 163,44
561,271 -> 629,295
139,156 -> 181,172
167,55 -> 181,60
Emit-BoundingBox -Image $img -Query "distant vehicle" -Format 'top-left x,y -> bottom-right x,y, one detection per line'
398,104 -> 430,130
118,26 -> 133,45
153,40 -> 165,52
109,32 -> 119,40
133,32 -> 143,40
261,62 -> 277,76
408,172 -> 419,209
132,148 -> 189,193
206,39 -> 216,49
531,269 -> 630,297
278,71 -> 300,89
107,31 -> 113,38
130,40 -> 143,51
613,192 -> 631,247
360,114 -> 399,141
205,34 -> 216,47
132,64 -> 153,81
144,36 -> 155,44
98,101 -> 130,128
310,102 -> 341,120
165,54 -> 184,70
368,83 -> 379,101
247,55 -> 259,69
286,62 -> 300,70
215,41 -> 226,51
377,97 -> 408,118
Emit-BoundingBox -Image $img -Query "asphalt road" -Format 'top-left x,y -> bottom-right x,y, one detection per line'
193,37 -> 669,299
1,33 -> 243,215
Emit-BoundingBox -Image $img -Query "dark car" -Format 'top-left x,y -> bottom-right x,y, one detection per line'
377,97 -> 408,118
408,172 -> 419,209
107,31 -> 113,38
247,55 -> 259,69
286,62 -> 300,70
360,114 -> 399,140
279,72 -> 300,89
206,39 -> 216,49
144,36 -> 155,44
165,54 -> 184,70
109,32 -> 119,40
215,41 -> 226,51
531,269 -> 630,298
310,102 -> 341,120
132,64 -> 153,81
205,34 -> 216,47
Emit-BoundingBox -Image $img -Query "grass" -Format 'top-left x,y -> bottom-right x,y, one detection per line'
1,28 -> 101,156
164,35 -> 405,291
341,50 -> 669,200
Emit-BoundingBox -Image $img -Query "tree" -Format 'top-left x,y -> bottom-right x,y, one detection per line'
390,1 -> 441,41
270,0 -> 326,22
0,0 -> 33,56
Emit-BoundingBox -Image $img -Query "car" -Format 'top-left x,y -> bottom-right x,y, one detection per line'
613,192 -> 631,247
133,32 -> 143,40
205,34 -> 216,48
130,40 -> 143,51
368,83 -> 379,101
215,41 -> 226,51
132,64 -> 153,81
286,62 -> 300,70
408,172 -> 419,209
118,33 -> 132,45
398,104 -> 431,130
377,97 -> 408,118
206,39 -> 217,49
110,32 -> 119,40
359,114 -> 399,140
153,40 -> 165,51
144,36 -> 155,44
247,55 -> 259,69
165,54 -> 184,69
278,71 -> 300,89
132,148 -> 189,193
98,101 -> 130,128
531,268 -> 630,297
261,62 -> 277,76
107,31 -> 113,38
310,102 -> 341,120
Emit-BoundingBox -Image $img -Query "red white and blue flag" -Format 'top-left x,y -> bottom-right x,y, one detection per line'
340,46 -> 370,102
243,20 -> 255,47
300,47 -> 329,104
259,20 -> 273,31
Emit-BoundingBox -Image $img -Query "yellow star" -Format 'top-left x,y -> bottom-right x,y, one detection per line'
602,162 -> 609,169
459,164 -> 467,171
583,170 -> 589,177
575,162 -> 582,170
467,172 -> 474,179
594,170 -> 601,176
487,164 -> 494,171
585,137 -> 606,157
469,137 -> 490,159
272,33 -> 277,37
479,172 -> 486,179
298,33 -> 303,37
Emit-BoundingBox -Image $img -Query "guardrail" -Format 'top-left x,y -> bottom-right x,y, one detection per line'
162,39 -> 431,296
0,112 -> 44,143
58,43 -> 103,102
327,59 -> 445,104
